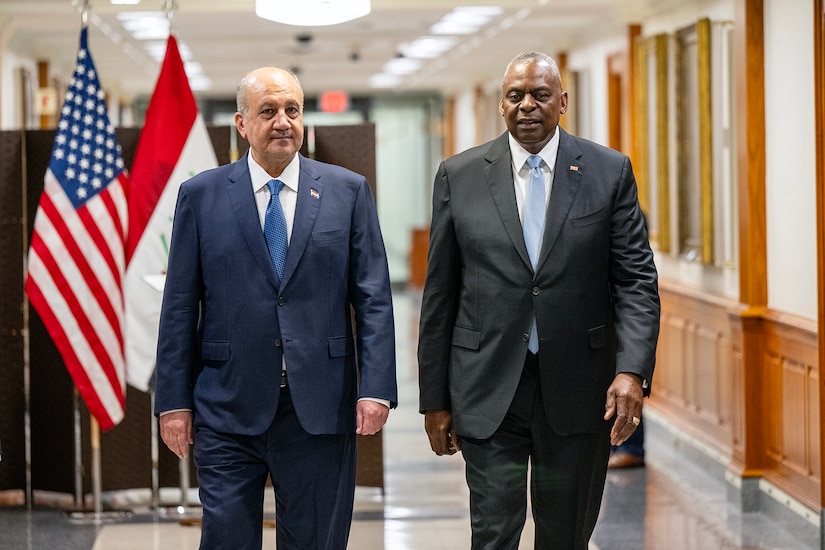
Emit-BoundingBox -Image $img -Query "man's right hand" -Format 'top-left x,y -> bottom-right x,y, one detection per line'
159,410 -> 193,459
424,409 -> 460,456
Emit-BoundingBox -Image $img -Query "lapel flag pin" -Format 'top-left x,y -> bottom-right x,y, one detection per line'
570,165 -> 580,172
310,188 -> 320,199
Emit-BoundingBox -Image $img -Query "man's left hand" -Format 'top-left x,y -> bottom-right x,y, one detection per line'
604,372 -> 644,446
356,400 -> 390,435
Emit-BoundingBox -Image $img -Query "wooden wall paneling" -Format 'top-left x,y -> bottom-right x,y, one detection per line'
694,325 -> 723,426
728,313 -> 746,460
657,304 -> 687,406
649,284 -> 737,457
762,313 -> 819,510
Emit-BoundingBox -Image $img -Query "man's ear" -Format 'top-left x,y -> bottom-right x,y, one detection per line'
234,112 -> 246,138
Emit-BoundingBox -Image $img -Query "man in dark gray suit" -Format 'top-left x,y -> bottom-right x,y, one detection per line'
418,52 -> 660,549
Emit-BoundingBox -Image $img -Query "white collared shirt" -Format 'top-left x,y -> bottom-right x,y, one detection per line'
508,128 -> 559,223
249,152 -> 300,242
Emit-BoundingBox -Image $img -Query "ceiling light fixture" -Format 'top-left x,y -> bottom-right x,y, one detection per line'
255,0 -> 371,27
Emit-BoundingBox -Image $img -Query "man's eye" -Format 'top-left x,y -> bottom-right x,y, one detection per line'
508,94 -> 521,102
535,94 -> 551,102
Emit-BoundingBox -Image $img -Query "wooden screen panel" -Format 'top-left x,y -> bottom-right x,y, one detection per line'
0,131 -> 25,493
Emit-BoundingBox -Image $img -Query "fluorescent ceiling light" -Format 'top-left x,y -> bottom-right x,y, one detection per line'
430,6 -> 503,35
256,0 -> 371,27
369,74 -> 401,88
143,41 -> 193,62
382,57 -> 422,75
401,36 -> 456,59
116,12 -> 170,40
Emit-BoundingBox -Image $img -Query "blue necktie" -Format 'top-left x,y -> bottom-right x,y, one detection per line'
264,179 -> 288,284
523,154 -> 546,353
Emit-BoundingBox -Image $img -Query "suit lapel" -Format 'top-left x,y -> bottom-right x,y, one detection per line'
225,153 -> 280,289
280,155 -> 321,287
537,129 -> 583,271
484,133 -> 533,270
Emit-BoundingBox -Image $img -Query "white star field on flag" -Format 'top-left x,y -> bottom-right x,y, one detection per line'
50,45 -> 125,209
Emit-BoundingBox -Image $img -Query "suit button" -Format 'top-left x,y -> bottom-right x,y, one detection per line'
278,296 -> 285,305
532,287 -> 540,296
275,339 -> 282,347
522,333 -> 530,342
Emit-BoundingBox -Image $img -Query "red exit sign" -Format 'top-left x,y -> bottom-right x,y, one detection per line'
320,90 -> 349,113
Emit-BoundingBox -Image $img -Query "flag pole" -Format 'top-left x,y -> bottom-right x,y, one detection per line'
73,388 -> 84,508
150,385 -> 160,510
90,417 -> 102,515
19,128 -> 33,509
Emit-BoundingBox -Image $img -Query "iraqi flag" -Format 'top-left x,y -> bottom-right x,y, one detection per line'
125,35 -> 217,391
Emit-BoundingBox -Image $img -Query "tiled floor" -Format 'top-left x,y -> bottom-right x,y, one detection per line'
0,290 -> 821,549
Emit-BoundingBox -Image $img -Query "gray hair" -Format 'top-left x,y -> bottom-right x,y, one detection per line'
503,51 -> 561,82
236,66 -> 303,115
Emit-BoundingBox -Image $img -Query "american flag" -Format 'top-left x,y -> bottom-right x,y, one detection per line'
25,26 -> 128,431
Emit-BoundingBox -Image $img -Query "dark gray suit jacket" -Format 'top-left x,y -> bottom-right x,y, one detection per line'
418,129 -> 659,439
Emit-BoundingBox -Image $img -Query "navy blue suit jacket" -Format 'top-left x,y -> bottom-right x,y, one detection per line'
155,152 -> 397,436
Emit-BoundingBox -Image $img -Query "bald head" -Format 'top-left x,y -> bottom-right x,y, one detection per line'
236,66 -> 304,116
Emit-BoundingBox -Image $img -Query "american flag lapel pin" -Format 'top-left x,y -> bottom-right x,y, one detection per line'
569,165 -> 580,172
310,188 -> 320,199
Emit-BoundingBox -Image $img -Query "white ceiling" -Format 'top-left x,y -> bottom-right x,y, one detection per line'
0,0 -> 678,99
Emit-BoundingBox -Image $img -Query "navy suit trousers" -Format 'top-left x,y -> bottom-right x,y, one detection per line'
194,387 -> 357,550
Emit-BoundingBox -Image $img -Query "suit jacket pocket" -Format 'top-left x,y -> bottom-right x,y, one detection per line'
588,325 -> 606,349
452,326 -> 480,350
201,340 -> 230,367
570,206 -> 608,227
312,228 -> 348,244
328,336 -> 355,358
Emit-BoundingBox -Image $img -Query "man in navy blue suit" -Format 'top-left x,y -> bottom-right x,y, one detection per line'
155,66 -> 397,549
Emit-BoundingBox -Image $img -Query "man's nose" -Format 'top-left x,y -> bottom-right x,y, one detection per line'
520,94 -> 536,110
272,111 -> 290,128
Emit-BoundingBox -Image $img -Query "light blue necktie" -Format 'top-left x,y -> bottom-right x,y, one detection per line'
264,179 -> 288,284
523,154 -> 546,353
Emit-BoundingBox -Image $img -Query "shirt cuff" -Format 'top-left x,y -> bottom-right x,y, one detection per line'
159,408 -> 191,416
358,397 -> 390,408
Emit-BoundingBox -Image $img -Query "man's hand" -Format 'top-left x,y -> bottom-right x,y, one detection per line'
356,400 -> 390,436
604,373 -> 644,446
159,410 -> 193,459
424,409 -> 460,455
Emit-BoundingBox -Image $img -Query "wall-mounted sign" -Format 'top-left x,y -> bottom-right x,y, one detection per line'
320,90 -> 349,113
35,87 -> 58,116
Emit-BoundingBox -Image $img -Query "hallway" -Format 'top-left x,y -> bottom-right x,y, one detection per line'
0,290 -> 820,549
